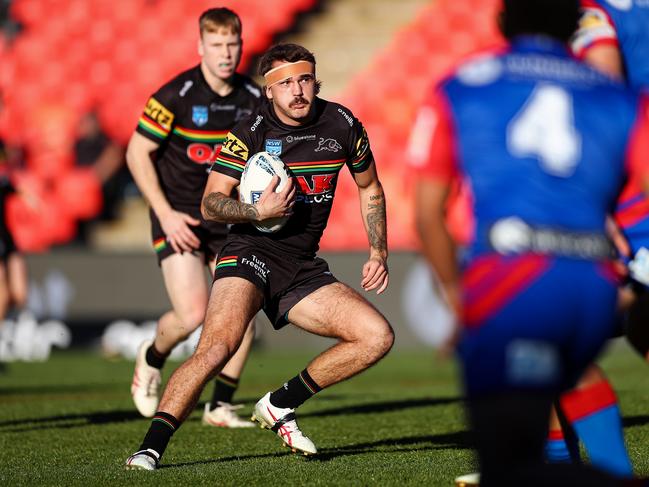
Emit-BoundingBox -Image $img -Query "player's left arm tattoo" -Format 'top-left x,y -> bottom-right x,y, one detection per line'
365,190 -> 388,258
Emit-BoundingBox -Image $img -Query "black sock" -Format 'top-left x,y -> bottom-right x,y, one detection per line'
145,343 -> 168,369
138,411 -> 180,459
269,369 -> 322,409
210,373 -> 239,407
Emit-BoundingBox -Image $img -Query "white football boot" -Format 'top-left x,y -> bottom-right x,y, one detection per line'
251,392 -> 317,456
130,339 -> 162,418
454,472 -> 480,487
202,402 -> 255,428
124,449 -> 159,471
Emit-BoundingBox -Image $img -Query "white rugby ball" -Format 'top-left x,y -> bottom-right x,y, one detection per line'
239,151 -> 291,233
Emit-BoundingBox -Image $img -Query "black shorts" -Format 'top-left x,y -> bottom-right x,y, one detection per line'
213,237 -> 338,329
0,226 -> 17,261
150,208 -> 228,265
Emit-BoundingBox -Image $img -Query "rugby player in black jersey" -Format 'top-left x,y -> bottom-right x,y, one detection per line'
125,43 -> 394,470
125,8 -> 261,429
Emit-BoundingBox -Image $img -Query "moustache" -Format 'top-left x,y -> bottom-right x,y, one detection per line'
289,97 -> 309,108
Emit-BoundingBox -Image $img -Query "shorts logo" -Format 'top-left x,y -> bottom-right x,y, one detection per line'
215,255 -> 238,270
192,105 -> 209,126
315,137 -> 342,153
265,139 -> 282,156
241,254 -> 270,283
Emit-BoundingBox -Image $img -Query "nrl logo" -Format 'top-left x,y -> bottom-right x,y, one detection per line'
315,137 -> 342,152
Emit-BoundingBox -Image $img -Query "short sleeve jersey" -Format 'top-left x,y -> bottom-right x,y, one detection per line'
412,37 -> 649,258
572,0 -> 649,89
211,98 -> 374,258
136,66 -> 262,209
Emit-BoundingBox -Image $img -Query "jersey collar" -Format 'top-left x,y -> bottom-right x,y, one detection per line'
510,35 -> 571,58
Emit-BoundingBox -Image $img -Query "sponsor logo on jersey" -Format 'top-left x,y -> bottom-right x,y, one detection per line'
210,103 -> 236,111
457,55 -> 503,86
337,108 -> 354,126
192,105 -> 209,126
179,80 -> 193,97
144,97 -> 174,130
295,174 -> 335,204
250,115 -> 263,132
222,133 -> 249,160
604,0 -> 633,11
286,134 -> 316,143
187,143 -> 221,165
315,137 -> 342,153
265,139 -> 282,155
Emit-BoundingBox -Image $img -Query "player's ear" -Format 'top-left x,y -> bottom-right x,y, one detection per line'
197,37 -> 204,57
265,85 -> 273,101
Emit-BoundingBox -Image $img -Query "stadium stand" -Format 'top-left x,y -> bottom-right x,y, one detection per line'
0,0 -> 316,251
0,0 -> 503,252
322,0 -> 505,250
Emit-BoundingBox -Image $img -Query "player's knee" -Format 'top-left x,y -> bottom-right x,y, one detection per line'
177,307 -> 206,332
192,341 -> 231,377
362,320 -> 394,361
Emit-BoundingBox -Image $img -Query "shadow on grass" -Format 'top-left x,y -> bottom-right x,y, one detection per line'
0,383 -> 124,395
0,396 -> 463,434
300,396 -> 462,418
0,409 -> 143,433
162,430 -> 473,469
622,414 -> 649,428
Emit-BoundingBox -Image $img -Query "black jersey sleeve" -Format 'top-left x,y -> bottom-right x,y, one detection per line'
210,126 -> 252,180
135,82 -> 179,143
345,115 -> 374,174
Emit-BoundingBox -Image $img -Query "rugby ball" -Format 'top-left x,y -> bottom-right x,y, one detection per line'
239,151 -> 291,233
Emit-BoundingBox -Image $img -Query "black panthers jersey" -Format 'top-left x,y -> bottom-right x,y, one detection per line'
212,98 -> 374,258
136,65 -> 262,209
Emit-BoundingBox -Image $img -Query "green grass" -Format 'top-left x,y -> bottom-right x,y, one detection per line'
1,343 -> 649,486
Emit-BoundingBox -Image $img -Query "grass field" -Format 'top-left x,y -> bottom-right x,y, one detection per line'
2,342 -> 649,486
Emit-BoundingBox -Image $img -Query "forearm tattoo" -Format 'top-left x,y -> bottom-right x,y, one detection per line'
202,192 -> 259,223
367,193 -> 387,255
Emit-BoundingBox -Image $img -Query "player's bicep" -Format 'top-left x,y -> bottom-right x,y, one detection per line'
203,170 -> 240,199
126,132 -> 160,163
583,44 -> 624,79
351,160 -> 380,190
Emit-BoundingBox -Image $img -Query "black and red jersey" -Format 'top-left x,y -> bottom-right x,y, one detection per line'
136,65 -> 262,209
212,98 -> 374,258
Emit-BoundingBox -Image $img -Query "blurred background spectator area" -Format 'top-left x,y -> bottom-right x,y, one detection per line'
0,0 -> 503,252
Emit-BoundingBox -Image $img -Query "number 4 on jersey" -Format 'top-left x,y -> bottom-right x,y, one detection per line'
507,84 -> 582,177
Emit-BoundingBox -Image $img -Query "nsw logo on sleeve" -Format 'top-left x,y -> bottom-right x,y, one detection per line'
265,139 -> 282,156
192,105 -> 209,126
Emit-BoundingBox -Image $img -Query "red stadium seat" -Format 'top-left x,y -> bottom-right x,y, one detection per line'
54,168 -> 103,220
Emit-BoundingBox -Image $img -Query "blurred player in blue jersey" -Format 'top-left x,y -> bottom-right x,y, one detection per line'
414,0 -> 649,485
540,0 -> 649,474
572,0 -> 649,352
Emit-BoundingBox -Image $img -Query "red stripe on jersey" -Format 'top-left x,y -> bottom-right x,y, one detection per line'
287,158 -> 346,167
463,254 -> 551,327
615,194 -> 649,229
